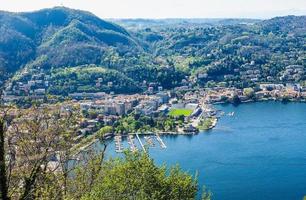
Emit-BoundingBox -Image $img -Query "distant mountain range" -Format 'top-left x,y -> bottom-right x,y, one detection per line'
110,18 -> 262,30
0,7 -> 305,96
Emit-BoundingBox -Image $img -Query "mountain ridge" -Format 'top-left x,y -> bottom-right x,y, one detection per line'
0,7 -> 305,96
0,7 -> 140,73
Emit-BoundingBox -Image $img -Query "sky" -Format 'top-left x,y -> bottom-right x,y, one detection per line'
0,0 -> 306,19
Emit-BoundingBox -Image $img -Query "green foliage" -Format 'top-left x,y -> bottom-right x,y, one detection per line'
138,16 -> 306,87
113,113 -> 177,133
243,88 -> 255,98
123,65 -> 186,89
81,152 -> 198,200
198,118 -> 214,130
0,7 -> 136,75
97,126 -> 113,137
48,65 -> 141,95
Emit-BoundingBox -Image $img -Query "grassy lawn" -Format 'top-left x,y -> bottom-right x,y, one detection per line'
198,118 -> 213,130
169,108 -> 193,117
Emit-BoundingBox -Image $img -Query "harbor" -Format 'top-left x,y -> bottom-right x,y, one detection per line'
101,102 -> 306,200
111,107 -> 231,154
113,133 -> 167,153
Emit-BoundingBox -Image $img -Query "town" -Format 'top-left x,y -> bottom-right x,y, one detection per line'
3,77 -> 306,154
1,55 -> 306,154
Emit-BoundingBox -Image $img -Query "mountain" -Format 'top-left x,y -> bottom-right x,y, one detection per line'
111,18 -> 262,30
0,8 -> 305,97
0,7 -> 187,95
131,15 -> 305,87
0,7 -> 140,74
259,15 -> 306,34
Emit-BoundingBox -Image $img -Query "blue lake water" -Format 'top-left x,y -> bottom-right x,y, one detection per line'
103,102 -> 306,200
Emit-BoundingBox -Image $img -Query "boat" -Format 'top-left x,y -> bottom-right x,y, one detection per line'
144,136 -> 155,147
228,112 -> 235,116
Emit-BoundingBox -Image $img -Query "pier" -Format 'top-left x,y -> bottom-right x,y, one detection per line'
136,134 -> 146,152
128,135 -> 138,152
113,134 -> 167,153
155,134 -> 167,149
114,135 -> 123,153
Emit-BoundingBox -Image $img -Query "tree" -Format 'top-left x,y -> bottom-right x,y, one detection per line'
97,126 -> 113,137
67,132 -> 109,200
0,108 -> 9,200
88,109 -> 98,119
243,88 -> 255,99
164,118 -> 175,131
0,104 -> 80,199
81,152 -> 199,200
231,94 -> 241,106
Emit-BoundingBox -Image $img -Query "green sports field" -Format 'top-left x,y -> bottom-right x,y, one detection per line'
169,108 -> 193,117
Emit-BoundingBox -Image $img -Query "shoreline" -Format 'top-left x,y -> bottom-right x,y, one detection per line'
75,99 -> 306,153
213,97 -> 306,105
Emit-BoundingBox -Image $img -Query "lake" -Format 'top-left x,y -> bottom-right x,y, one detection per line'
103,102 -> 306,200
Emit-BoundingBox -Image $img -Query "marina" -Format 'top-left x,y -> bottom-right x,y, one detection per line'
113,133 -> 167,153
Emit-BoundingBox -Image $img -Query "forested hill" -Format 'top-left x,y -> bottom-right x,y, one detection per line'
0,7 -> 188,94
0,7 -> 140,73
0,7 -> 305,95
132,15 -> 306,88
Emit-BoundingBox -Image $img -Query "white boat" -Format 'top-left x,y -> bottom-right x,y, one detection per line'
228,112 -> 235,116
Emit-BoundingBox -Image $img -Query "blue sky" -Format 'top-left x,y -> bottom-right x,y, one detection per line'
0,0 -> 306,19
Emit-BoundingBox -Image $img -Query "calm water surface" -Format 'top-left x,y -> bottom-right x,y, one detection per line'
104,102 -> 306,200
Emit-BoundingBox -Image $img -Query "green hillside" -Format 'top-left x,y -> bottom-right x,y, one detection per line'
48,65 -> 141,95
134,16 -> 306,88
0,7 -> 140,73
0,7 -> 305,95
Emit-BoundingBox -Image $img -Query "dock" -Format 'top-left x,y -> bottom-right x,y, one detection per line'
155,134 -> 167,149
136,134 -> 146,153
114,135 -> 123,153
128,135 -> 138,152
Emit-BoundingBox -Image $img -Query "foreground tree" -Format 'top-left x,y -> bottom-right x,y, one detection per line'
77,152 -> 199,200
0,104 -> 80,199
0,107 -> 9,200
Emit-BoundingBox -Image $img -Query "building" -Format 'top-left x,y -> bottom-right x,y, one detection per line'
156,92 -> 170,104
115,103 -> 125,115
69,92 -> 106,100
34,88 -> 46,95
